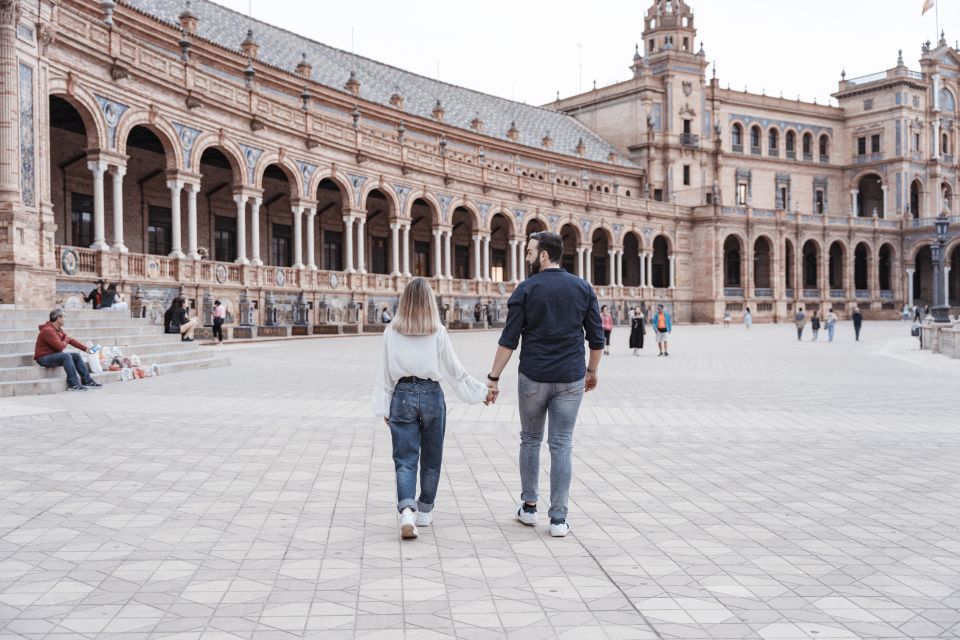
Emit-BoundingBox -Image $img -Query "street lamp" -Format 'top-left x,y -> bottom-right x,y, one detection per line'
931,213 -> 950,323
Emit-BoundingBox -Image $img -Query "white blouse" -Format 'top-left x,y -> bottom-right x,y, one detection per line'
372,325 -> 488,417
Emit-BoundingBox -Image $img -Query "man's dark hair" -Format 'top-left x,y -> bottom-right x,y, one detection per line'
49,308 -> 64,322
529,231 -> 563,264
214,300 -> 221,305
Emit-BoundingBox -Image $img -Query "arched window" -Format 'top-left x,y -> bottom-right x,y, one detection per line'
785,131 -> 796,159
768,129 -> 779,157
942,132 -> 951,156
802,132 -> 813,160
750,126 -> 762,154
819,134 -> 830,162
731,123 -> 743,152
723,236 -> 742,289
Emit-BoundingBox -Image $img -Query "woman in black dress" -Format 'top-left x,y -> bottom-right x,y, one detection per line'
629,306 -> 645,355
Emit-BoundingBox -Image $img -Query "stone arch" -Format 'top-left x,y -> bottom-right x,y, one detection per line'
114,109 -> 182,170
190,133 -> 247,186
308,169 -> 354,210
818,133 -> 831,160
753,234 -> 774,290
46,82 -> 105,150
523,212 -> 549,236
359,180 -> 401,220
784,128 -> 798,157
730,121 -> 745,150
651,235 -> 671,288
189,135 -> 246,184
878,243 -> 895,292
445,198 -> 481,230
855,172 -> 884,217
801,238 -> 821,289
486,205 -> 516,236
767,126 -> 781,156
253,153 -> 304,199
749,124 -> 762,151
910,178 -> 923,218
404,189 -> 443,223
907,240 -> 934,263
591,227 -> 613,286
854,241 -> 871,291
827,240 -> 847,290
622,231 -> 643,287
723,234 -> 744,288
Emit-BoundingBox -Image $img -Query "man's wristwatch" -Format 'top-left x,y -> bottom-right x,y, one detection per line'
586,368 -> 597,374
487,373 -> 500,382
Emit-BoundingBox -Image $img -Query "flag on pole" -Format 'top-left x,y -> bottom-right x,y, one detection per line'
922,0 -> 935,15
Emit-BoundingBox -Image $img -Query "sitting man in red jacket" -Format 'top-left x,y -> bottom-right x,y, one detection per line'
35,309 -> 102,391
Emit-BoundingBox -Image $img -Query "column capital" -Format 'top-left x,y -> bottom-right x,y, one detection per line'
86,158 -> 109,176
290,197 -> 317,210
109,164 -> 127,179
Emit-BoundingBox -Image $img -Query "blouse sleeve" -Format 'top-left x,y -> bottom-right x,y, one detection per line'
438,328 -> 488,404
371,332 -> 395,417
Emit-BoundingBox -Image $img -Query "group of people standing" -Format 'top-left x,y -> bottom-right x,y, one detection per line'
600,304 -> 673,357
793,307 -> 864,342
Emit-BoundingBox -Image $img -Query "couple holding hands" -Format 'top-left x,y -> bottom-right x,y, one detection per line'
373,231 -> 605,539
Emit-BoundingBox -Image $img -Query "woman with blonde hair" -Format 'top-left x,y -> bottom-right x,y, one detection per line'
372,278 -> 489,539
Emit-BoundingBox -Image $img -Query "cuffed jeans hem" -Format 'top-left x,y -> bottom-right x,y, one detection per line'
520,493 -> 539,504
417,500 -> 434,513
397,499 -> 417,513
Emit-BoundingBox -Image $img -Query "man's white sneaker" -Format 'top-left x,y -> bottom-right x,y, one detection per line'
516,502 -> 537,526
549,520 -> 570,537
415,511 -> 432,527
399,511 -> 418,539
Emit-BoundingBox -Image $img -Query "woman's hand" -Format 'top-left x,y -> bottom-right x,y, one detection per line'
383,417 -> 389,426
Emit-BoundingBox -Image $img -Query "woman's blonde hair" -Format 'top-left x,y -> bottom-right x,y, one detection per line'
391,277 -> 440,336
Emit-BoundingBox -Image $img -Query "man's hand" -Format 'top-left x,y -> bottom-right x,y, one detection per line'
485,380 -> 500,405
383,417 -> 389,426
585,370 -> 599,393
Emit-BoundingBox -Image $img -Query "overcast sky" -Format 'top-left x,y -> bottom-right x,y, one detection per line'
213,0 -> 958,107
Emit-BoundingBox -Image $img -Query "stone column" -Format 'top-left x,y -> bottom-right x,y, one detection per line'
432,229 -> 442,277
249,197 -> 262,265
166,179 -> 185,258
517,240 -> 526,282
291,205 -> 304,269
185,182 -> 199,259
576,247 -> 584,279
933,120 -> 941,160
945,267 -> 951,307
617,250 -> 624,287
110,165 -> 127,253
356,216 -> 367,274
850,189 -> 859,217
608,249 -> 616,286
232,194 -> 248,264
508,239 -> 518,282
639,252 -> 646,288
306,207 -> 317,270
906,268 -> 915,304
401,223 -> 411,277
87,160 -> 109,251
585,247 -> 593,283
343,214 -> 355,273
472,235 -> 482,280
482,235 -> 490,281
390,223 -> 401,276
0,1 -> 21,198
444,229 -> 452,279
880,185 -> 888,217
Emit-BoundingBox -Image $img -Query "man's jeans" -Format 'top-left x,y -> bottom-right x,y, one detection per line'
37,352 -> 92,388
388,379 -> 446,513
517,372 -> 585,521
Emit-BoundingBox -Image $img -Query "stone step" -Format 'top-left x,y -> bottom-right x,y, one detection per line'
0,356 -> 230,397
1,333 -> 188,355
0,341 -> 198,368
0,317 -> 156,330
0,348 -> 216,382
0,325 -> 168,342
0,308 -> 142,318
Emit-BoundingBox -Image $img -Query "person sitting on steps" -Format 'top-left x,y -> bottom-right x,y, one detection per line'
34,309 -> 102,391
164,297 -> 198,342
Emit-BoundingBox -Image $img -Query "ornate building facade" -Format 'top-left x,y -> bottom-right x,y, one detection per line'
1,0 -> 958,327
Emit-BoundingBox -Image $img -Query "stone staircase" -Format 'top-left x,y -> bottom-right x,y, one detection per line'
0,308 -> 229,397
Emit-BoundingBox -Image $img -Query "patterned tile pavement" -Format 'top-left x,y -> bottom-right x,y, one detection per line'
0,320 -> 958,639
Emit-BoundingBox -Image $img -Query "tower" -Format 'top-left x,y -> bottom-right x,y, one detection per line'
642,0 -> 698,57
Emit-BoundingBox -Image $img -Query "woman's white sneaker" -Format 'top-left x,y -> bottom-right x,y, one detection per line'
399,511 -> 418,539
549,520 -> 570,537
415,511 -> 432,527
516,502 -> 538,526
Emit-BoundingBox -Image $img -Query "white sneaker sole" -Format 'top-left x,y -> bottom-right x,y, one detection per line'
400,522 -> 418,539
415,514 -> 432,527
550,524 -> 570,537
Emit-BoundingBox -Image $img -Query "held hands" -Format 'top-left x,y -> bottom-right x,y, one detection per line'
485,380 -> 500,406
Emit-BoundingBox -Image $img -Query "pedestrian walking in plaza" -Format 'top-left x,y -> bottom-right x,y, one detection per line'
485,231 -> 604,538
852,306 -> 863,342
381,307 -> 393,323
652,304 -> 672,356
629,306 -> 645,355
794,308 -> 806,341
34,309 -> 102,391
811,311 -> 820,341
372,278 -> 490,540
743,307 -> 752,329
911,314 -> 923,348
723,310 -> 731,327
600,305 -> 613,355
901,303 -> 911,321
212,300 -> 226,344
825,308 -> 838,342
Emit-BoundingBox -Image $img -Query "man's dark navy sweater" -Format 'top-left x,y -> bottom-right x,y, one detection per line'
498,268 -> 605,383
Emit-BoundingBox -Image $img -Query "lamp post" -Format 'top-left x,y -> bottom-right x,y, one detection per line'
931,213 -> 950,323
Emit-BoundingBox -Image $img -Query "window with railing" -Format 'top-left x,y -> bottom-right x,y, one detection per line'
148,206 -> 172,256
750,126 -> 762,154
731,124 -> 743,153
271,223 -> 291,267
323,230 -> 342,271
71,193 -> 93,248
214,216 -> 237,263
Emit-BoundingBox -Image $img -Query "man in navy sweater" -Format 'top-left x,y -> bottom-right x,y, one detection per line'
486,231 -> 604,537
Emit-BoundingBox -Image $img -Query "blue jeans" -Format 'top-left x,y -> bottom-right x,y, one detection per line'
388,379 -> 446,513
37,351 -> 93,388
517,372 -> 585,522
827,324 -> 836,342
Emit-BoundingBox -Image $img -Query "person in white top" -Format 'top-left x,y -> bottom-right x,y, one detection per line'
372,278 -> 491,539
